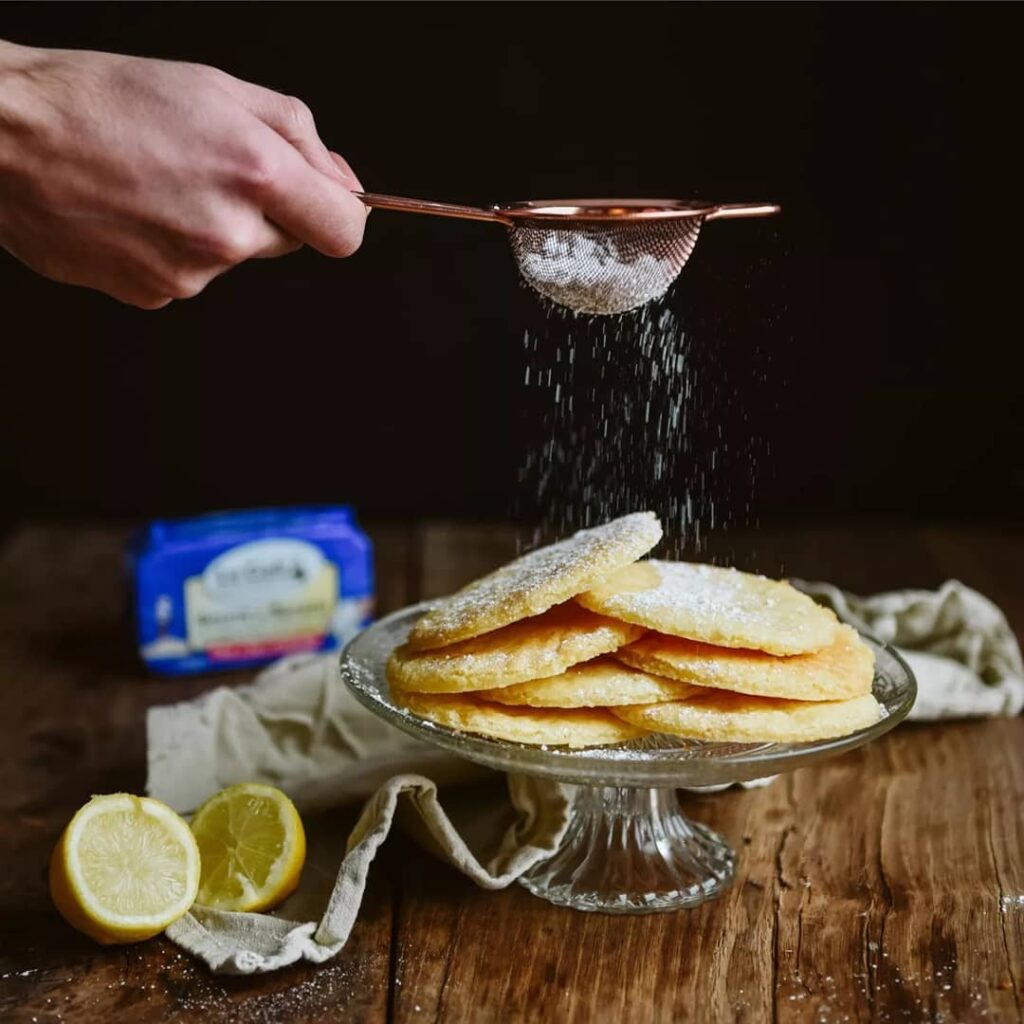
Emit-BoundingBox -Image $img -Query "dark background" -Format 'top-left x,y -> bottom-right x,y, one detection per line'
2,2 -> 1021,534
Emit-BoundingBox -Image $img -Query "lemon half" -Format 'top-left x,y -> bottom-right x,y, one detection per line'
189,783 -> 305,913
49,794 -> 200,945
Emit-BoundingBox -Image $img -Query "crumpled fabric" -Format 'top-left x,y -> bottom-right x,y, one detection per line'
796,579 -> 1024,719
148,577 -> 1022,973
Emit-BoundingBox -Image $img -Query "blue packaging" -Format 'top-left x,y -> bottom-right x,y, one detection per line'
129,506 -> 373,676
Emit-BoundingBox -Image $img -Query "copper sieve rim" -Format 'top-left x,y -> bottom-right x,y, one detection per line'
353,193 -> 780,226
495,199 -> 780,224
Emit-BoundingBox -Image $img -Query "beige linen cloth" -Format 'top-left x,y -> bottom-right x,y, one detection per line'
148,579 -> 1023,974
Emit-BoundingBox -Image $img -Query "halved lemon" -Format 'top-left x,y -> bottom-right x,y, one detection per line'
189,783 -> 306,913
49,794 -> 200,945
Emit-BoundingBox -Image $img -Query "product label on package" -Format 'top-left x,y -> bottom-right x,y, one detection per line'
132,504 -> 374,676
183,539 -> 338,651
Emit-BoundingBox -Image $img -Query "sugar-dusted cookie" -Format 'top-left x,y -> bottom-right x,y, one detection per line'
407,512 -> 663,650
480,656 -> 699,708
578,560 -> 837,656
394,689 -> 647,748
613,690 -> 881,744
616,624 -> 873,701
388,603 -> 644,694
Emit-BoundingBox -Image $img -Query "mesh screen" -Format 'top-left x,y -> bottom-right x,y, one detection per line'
509,216 -> 703,315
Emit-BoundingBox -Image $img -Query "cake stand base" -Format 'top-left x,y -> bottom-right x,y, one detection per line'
341,604 -> 916,915
518,785 -> 735,914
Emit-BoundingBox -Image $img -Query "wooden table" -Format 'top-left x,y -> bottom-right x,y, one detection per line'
2,522 -> 1022,1023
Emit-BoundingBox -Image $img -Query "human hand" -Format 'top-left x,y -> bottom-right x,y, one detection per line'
0,40 -> 366,308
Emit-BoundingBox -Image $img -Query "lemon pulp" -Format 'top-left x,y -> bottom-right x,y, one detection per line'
50,794 -> 200,944
190,783 -> 305,913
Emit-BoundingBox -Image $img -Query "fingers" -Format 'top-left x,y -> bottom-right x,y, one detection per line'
251,219 -> 303,259
253,132 -> 367,258
329,151 -> 364,192
109,218 -> 298,304
87,202 -> 303,305
191,68 -> 367,258
219,213 -> 302,259
211,73 -> 353,184
210,71 -> 365,196
56,260 -> 173,310
13,230 -> 177,309
252,92 -> 342,182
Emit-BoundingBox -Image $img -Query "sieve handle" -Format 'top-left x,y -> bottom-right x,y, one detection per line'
352,192 -> 509,225
704,203 -> 781,221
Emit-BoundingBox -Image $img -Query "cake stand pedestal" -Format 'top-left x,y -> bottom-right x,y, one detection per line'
340,603 -> 915,915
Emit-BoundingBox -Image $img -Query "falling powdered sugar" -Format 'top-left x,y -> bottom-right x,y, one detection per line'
516,303 -> 765,561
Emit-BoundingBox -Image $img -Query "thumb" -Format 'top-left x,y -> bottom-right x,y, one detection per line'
329,152 -> 364,193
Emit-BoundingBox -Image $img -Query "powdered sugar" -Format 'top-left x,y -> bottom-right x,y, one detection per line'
407,512 -> 663,650
578,560 -> 839,656
342,605 -> 915,781
509,218 -> 702,315
513,233 -> 679,315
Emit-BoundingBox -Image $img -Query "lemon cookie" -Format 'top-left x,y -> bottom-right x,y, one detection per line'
480,656 -> 699,708
388,603 -> 645,694
616,624 -> 873,701
394,689 -> 647,748
578,560 -> 837,656
614,690 -> 881,744
406,512 -> 663,651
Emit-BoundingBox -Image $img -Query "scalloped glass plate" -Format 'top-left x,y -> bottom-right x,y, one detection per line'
339,602 -> 916,789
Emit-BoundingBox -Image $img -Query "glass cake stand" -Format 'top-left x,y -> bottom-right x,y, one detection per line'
339,603 -> 916,915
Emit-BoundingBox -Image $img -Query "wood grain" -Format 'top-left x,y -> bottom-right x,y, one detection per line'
1,522 -> 1022,1023
0,524 -> 412,1024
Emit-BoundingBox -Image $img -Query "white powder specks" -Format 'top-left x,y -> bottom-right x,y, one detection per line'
1000,893 -> 1024,912
509,219 -> 701,315
409,512 -> 662,648
516,303 -> 762,560
515,235 -> 678,315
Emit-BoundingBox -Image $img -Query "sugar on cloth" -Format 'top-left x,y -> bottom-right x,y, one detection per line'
147,653 -> 769,974
147,579 -> 1022,973
149,653 -> 574,974
166,770 -> 571,974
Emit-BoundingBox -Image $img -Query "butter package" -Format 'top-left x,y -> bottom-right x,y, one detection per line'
130,506 -> 373,676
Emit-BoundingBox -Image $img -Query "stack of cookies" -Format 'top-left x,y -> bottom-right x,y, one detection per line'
387,512 -> 881,748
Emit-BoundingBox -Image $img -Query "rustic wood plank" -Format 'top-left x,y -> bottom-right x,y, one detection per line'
924,526 -> 1024,636
0,523 -> 413,1024
701,523 -> 944,593
415,522 -> 518,601
389,781 -> 786,1023
774,721 -> 1024,1023
389,522 -> 1024,1023
3,522 -> 1023,1023
370,523 -> 419,617
387,723 -> 1024,1024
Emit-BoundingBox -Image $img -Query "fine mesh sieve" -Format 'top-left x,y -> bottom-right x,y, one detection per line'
353,195 -> 780,315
